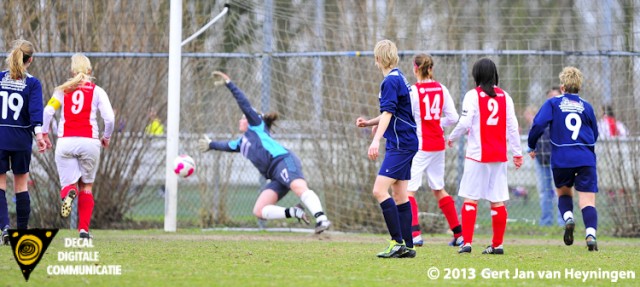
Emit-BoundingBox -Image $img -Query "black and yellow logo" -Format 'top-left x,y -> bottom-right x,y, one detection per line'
8,229 -> 58,281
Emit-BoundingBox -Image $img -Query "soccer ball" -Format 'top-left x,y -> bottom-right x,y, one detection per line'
173,155 -> 196,178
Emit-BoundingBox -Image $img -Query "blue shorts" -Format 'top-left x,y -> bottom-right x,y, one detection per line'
552,166 -> 598,192
378,149 -> 416,181
263,154 -> 305,200
0,149 -> 32,174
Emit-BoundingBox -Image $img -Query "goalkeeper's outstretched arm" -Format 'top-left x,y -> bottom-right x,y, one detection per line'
199,134 -> 241,153
213,71 -> 262,126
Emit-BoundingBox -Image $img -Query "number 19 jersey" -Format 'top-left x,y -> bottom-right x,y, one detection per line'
0,71 -> 43,151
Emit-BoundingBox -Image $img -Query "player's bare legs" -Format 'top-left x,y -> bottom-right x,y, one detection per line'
578,191 -> 598,251
290,179 -> 330,233
556,186 -> 575,246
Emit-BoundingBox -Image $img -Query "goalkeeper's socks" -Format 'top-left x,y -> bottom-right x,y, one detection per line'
380,198 -> 403,244
300,190 -> 327,222
558,195 -> 574,222
397,201 -> 413,248
15,192 -> 30,229
491,205 -> 507,248
0,189 -> 9,228
581,206 -> 598,239
78,190 -> 94,232
408,196 -> 421,238
262,205 -> 287,220
439,196 -> 461,236
461,202 -> 478,245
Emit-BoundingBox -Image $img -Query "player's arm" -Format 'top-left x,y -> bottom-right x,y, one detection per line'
96,87 -> 115,147
587,106 -> 600,141
448,90 -> 476,144
42,92 -> 62,135
29,79 -> 44,135
528,100 -> 553,151
199,135 -> 241,153
506,95 -> 523,168
440,86 -> 459,128
368,111 -> 392,160
213,72 -> 262,126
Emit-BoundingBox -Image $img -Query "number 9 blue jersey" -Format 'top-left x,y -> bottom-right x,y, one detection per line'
0,71 -> 43,151
528,93 -> 598,168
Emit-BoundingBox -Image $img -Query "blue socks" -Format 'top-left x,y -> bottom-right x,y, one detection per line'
397,201 -> 413,248
558,195 -> 574,221
15,192 -> 30,229
380,198 -> 403,244
582,206 -> 598,238
0,189 -> 8,228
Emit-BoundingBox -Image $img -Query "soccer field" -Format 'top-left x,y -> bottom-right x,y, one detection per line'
0,229 -> 638,286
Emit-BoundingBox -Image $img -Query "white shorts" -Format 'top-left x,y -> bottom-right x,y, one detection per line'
407,150 -> 445,191
458,159 -> 509,202
55,137 -> 101,186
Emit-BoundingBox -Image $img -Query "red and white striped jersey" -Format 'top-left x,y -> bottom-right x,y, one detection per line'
410,81 -> 458,151
448,86 -> 522,162
42,82 -> 114,139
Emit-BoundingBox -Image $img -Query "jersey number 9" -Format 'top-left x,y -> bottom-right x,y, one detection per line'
565,113 -> 582,140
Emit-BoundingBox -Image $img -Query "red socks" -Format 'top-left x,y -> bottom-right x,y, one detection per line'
438,196 -> 461,237
461,202 -> 477,245
78,190 -> 95,232
491,205 -> 507,248
408,196 -> 420,238
60,184 -> 77,200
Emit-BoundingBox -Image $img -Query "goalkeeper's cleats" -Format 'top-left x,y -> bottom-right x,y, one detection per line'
458,243 -> 472,254
449,236 -> 464,247
412,235 -> 424,247
1,226 -> 8,246
61,187 -> 77,218
586,235 -> 598,252
563,218 -> 575,246
376,240 -> 406,258
399,246 -> 417,258
314,220 -> 331,234
293,204 -> 310,225
79,229 -> 93,239
482,245 -> 504,255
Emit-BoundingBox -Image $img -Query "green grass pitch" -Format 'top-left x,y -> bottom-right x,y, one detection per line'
0,229 -> 638,286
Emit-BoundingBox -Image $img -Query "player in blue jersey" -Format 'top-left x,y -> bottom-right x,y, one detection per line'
198,71 -> 331,234
356,40 -> 418,258
0,40 -> 47,244
528,67 -> 599,251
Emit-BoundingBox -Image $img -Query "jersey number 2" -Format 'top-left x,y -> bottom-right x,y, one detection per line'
0,91 -> 24,121
486,98 -> 499,125
422,94 -> 441,120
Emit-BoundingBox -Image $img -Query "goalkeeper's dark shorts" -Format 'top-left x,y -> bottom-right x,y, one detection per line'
263,153 -> 305,200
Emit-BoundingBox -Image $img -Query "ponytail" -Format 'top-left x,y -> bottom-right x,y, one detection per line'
56,53 -> 94,93
263,112 -> 279,131
413,53 -> 434,80
6,40 -> 35,80
472,58 -> 499,97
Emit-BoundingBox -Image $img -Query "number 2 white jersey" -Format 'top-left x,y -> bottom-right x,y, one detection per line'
43,82 -> 115,139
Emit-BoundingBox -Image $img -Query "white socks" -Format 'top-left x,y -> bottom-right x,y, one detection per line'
586,227 -> 596,239
300,190 -> 328,222
261,205 -> 287,220
563,211 -> 574,222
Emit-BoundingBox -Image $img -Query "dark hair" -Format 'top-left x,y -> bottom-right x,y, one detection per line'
603,105 -> 615,117
550,86 -> 561,94
263,112 -> 279,131
413,53 -> 433,79
472,58 -> 499,97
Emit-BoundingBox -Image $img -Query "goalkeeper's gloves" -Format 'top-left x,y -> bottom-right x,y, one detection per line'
198,134 -> 212,152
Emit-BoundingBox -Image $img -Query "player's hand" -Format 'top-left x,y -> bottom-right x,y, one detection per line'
42,133 -> 52,150
198,134 -> 212,152
101,137 -> 110,149
355,117 -> 368,127
513,156 -> 523,169
212,71 -> 230,85
371,125 -> 378,138
36,133 -> 46,153
528,150 -> 536,159
368,140 -> 380,160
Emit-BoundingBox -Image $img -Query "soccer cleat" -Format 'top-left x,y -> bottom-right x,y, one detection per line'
293,204 -> 310,224
79,229 -> 93,239
413,235 -> 424,247
586,235 -> 598,251
1,226 -> 8,246
458,243 -> 472,254
377,240 -> 406,258
482,245 -> 504,255
314,220 -> 331,234
563,218 -> 575,246
449,236 -> 464,247
61,188 -> 78,218
399,246 -> 416,258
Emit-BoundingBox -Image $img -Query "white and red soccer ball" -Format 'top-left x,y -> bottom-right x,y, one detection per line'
173,155 -> 196,178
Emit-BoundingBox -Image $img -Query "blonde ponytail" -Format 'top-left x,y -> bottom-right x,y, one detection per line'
56,53 -> 95,93
5,40 -> 35,80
